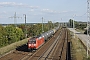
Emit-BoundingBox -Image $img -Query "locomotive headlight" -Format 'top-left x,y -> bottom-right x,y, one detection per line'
29,44 -> 31,46
34,44 -> 36,46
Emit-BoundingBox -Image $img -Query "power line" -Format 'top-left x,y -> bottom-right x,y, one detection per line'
80,12 -> 87,17
9,12 -> 22,27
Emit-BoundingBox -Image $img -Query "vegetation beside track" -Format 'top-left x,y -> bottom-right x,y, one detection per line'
70,32 -> 87,60
75,29 -> 85,33
0,22 -> 59,48
0,38 -> 28,56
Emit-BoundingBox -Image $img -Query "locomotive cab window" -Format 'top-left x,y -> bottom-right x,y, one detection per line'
29,39 -> 36,44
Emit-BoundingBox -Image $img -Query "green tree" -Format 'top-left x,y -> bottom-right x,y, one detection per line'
15,27 -> 24,40
48,21 -> 53,30
18,24 -> 27,38
5,25 -> 24,44
69,19 -> 73,28
74,21 -> 79,28
30,24 -> 42,36
5,25 -> 16,44
0,25 -> 8,47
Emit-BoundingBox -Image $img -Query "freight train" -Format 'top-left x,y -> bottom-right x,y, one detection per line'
27,26 -> 60,51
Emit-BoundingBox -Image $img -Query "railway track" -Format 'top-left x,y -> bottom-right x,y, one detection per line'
28,28 -> 68,60
50,28 -> 68,60
36,30 -> 61,60
0,28 -> 69,60
0,44 -> 34,60
59,28 -> 68,60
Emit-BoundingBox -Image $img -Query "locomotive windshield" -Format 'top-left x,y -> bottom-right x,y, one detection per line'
29,39 -> 36,44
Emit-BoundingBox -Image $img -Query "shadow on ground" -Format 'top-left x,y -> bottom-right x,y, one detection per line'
16,44 -> 29,52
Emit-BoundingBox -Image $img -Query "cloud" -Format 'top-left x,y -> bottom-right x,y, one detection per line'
2,11 -> 7,14
41,9 -> 75,14
41,9 -> 60,14
29,9 -> 34,12
0,11 -> 7,14
0,2 -> 39,9
62,11 -> 68,13
41,9 -> 72,14
41,9 -> 54,13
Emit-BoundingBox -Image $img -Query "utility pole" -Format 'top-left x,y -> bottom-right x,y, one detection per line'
87,0 -> 90,58
42,17 -> 44,33
23,14 -> 27,38
53,20 -> 55,28
73,15 -> 76,38
9,12 -> 21,27
61,18 -> 62,27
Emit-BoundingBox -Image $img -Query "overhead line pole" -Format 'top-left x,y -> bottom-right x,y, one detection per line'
73,14 -> 76,38
87,0 -> 90,58
9,12 -> 21,27
42,17 -> 44,33
23,14 -> 27,38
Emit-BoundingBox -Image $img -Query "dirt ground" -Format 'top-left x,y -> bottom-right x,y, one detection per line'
71,35 -> 87,60
0,38 -> 29,57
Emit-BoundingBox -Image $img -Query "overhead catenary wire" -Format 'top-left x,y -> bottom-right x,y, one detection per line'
9,12 -> 22,27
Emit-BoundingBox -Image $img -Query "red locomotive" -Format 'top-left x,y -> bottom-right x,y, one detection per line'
28,36 -> 44,51
28,26 -> 59,51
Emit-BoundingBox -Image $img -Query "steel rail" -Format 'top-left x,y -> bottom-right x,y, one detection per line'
37,30 -> 62,60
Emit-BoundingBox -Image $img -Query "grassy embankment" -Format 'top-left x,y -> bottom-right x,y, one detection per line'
75,29 -> 85,33
70,32 -> 87,60
0,38 -> 29,56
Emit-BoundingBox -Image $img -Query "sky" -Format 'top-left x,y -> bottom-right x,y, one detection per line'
0,0 -> 88,24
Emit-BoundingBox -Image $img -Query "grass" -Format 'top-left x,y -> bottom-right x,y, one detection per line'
71,33 -> 87,60
75,29 -> 85,33
0,38 -> 29,56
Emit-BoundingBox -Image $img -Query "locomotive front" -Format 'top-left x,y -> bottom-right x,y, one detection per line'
28,38 -> 36,51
